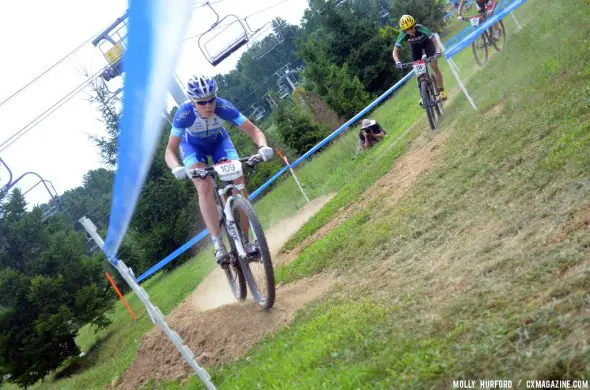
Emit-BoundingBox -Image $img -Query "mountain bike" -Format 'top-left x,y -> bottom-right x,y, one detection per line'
399,53 -> 444,130
188,154 -> 276,310
461,4 -> 506,66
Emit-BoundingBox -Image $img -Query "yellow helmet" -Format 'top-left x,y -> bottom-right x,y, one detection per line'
399,15 -> 416,30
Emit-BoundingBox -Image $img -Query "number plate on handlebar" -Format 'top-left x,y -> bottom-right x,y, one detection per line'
470,17 -> 480,27
412,60 -> 427,76
214,160 -> 243,181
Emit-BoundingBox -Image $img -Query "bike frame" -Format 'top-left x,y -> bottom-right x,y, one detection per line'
463,4 -> 497,35
215,180 -> 248,259
400,55 -> 439,101
189,155 -> 261,260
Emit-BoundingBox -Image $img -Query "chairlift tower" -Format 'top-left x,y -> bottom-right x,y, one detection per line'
274,64 -> 297,91
0,158 -> 62,221
198,2 -> 284,66
277,83 -> 291,99
378,5 -> 390,26
92,13 -> 187,108
265,93 -> 278,109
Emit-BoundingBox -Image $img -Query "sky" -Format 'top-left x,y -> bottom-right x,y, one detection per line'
0,0 -> 309,209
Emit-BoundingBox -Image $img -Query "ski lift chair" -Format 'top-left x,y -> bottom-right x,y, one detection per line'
198,2 -> 284,66
92,14 -> 128,82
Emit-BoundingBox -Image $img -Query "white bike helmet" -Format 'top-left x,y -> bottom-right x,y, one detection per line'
186,75 -> 218,99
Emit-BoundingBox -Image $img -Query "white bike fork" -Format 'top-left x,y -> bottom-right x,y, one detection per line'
222,195 -> 247,259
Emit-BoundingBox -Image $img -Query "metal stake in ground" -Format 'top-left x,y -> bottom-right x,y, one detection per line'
276,147 -> 310,203
79,217 -> 216,390
435,34 -> 478,111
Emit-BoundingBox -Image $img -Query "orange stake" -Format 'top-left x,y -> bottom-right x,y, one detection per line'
106,272 -> 137,320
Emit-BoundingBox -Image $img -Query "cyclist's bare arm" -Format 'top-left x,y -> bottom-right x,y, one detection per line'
392,46 -> 401,63
165,135 -> 182,169
432,37 -> 442,53
239,119 -> 268,148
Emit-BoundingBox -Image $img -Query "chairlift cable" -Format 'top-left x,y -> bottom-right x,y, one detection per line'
0,66 -> 108,153
193,0 -> 230,8
184,19 -> 240,41
0,32 -> 98,110
185,0 -> 296,42
242,0 -> 295,20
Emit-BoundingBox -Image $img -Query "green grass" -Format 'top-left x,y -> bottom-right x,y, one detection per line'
6,254 -> 216,390
15,73 -> 427,390
252,80 -> 424,230
10,1 -> 588,388
17,40 -> 428,390
150,0 -> 589,387
174,299 -> 456,390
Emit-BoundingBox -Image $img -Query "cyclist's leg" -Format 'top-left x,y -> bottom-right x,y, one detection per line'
181,141 -> 224,255
212,131 -> 250,238
426,39 -> 445,92
410,43 -> 424,96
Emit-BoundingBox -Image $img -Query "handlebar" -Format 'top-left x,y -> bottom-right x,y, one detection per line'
397,53 -> 441,69
460,15 -> 483,22
187,154 -> 264,180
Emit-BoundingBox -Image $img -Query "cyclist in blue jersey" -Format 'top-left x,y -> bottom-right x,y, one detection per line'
165,75 -> 274,264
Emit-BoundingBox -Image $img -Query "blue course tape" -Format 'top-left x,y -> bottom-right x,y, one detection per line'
101,0 -> 193,263
137,229 -> 209,282
445,0 -> 526,58
135,0 -> 527,282
136,71 -> 416,282
443,0 -> 511,48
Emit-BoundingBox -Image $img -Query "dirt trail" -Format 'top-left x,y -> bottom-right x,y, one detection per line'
118,195 -> 337,390
118,129 -> 451,389
281,129 -> 451,262
191,193 -> 336,312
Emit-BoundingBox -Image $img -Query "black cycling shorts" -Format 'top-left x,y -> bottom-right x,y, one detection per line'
410,38 -> 436,61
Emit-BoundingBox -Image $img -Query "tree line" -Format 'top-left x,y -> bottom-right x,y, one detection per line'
0,0 -> 445,386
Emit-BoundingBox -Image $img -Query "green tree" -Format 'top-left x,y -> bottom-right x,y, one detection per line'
0,190 -> 113,388
300,0 -> 399,95
273,98 -> 332,155
299,47 -> 370,118
389,0 -> 446,34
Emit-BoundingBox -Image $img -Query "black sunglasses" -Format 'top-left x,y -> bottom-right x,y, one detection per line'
194,96 -> 216,106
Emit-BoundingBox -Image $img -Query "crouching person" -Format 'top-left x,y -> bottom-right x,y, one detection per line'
358,119 -> 387,152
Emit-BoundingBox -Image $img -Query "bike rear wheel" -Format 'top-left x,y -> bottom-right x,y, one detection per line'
220,222 -> 247,301
490,20 -> 506,51
471,35 -> 488,66
232,197 -> 276,310
421,80 -> 436,130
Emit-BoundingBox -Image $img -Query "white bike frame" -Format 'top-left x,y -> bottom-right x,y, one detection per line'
219,183 -> 248,259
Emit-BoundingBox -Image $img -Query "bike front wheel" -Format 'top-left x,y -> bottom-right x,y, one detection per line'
220,222 -> 247,301
231,197 -> 276,310
471,35 -> 488,66
421,80 -> 436,130
430,78 -> 443,118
